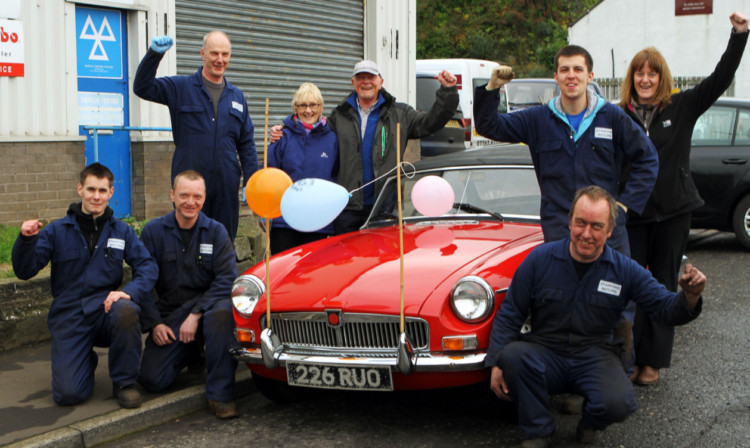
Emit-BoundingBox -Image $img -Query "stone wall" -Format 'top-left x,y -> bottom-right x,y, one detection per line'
0,276 -> 54,352
0,141 -> 85,227
131,140 -> 175,220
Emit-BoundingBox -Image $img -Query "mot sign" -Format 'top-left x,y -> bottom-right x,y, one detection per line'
75,8 -> 122,79
0,18 -> 24,77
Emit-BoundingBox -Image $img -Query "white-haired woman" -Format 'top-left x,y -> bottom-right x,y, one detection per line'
267,82 -> 339,254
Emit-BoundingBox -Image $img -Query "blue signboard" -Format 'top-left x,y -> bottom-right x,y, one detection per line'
75,7 -> 122,79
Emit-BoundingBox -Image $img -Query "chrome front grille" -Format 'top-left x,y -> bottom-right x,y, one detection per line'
261,312 -> 430,351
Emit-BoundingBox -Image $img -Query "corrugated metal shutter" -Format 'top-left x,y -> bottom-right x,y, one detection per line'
174,0 -> 364,157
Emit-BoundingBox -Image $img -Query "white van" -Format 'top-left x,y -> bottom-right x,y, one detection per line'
416,59 -> 508,154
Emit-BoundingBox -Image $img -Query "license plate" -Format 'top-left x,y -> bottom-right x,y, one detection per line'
286,362 -> 393,391
444,120 -> 460,128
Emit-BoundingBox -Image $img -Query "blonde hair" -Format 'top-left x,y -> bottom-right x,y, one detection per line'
618,47 -> 674,111
292,82 -> 324,114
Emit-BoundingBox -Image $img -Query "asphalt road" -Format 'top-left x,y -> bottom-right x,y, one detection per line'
104,230 -> 750,448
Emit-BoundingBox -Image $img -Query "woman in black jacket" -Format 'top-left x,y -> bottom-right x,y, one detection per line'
618,11 -> 748,386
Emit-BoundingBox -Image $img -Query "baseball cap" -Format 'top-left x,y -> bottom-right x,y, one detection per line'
353,60 -> 381,77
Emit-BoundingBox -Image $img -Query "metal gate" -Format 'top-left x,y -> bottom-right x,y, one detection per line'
174,0 -> 364,154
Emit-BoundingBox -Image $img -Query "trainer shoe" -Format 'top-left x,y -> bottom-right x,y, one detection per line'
113,383 -> 142,409
208,399 -> 238,419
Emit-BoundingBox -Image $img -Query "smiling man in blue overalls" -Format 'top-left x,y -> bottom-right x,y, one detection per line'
138,170 -> 239,419
134,31 -> 258,243
486,186 -> 705,448
12,163 -> 158,409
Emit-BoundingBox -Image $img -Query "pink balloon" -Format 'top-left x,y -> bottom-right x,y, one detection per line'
411,175 -> 455,217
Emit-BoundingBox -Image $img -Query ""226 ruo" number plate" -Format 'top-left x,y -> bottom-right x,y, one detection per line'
286,362 -> 394,391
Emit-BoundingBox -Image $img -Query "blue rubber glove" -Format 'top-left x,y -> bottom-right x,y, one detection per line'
150,36 -> 174,54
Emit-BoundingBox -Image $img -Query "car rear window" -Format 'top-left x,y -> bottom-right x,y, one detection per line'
507,81 -> 558,108
416,77 -> 442,111
692,106 -> 736,146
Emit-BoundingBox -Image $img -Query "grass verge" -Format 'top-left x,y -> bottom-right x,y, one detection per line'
0,224 -> 20,279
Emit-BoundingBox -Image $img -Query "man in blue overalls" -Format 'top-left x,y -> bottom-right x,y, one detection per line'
134,31 -> 258,242
12,163 -> 158,408
486,186 -> 706,448
138,170 -> 239,418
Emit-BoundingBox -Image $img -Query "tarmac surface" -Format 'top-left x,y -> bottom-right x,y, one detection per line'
0,341 -> 254,447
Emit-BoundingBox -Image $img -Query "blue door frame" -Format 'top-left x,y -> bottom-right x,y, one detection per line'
75,6 -> 131,217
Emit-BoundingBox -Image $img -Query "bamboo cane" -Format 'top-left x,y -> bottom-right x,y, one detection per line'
396,123 -> 405,334
263,97 -> 272,329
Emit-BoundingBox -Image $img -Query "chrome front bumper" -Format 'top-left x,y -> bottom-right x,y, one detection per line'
230,346 -> 487,372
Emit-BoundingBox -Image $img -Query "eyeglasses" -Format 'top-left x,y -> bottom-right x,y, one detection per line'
296,103 -> 320,110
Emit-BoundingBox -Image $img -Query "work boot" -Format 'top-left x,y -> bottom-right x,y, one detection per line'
520,437 -> 550,448
208,399 -> 238,419
560,394 -> 584,415
113,383 -> 142,409
575,420 -> 604,444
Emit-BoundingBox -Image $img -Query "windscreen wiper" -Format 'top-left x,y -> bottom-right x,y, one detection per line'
370,211 -> 398,221
453,202 -> 504,222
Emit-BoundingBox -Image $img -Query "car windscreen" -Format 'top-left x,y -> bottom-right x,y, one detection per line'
367,166 -> 541,225
507,81 -> 558,108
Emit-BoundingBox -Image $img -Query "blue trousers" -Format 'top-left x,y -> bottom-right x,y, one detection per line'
48,300 -> 142,405
501,341 -> 637,439
203,174 -> 240,242
139,300 -> 237,402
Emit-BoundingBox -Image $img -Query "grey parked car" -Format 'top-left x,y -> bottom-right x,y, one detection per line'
415,73 -> 468,157
690,96 -> 750,250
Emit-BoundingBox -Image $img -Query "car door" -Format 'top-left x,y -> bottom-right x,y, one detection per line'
690,103 -> 750,228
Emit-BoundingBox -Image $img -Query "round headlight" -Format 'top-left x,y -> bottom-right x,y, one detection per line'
231,275 -> 265,316
450,276 -> 495,323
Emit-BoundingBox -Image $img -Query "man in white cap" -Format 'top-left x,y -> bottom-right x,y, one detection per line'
330,60 -> 459,233
271,60 -> 459,233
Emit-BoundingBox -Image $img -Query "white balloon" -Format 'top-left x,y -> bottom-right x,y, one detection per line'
280,178 -> 350,232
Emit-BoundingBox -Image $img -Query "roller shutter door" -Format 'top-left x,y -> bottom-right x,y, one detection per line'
175,0 -> 364,156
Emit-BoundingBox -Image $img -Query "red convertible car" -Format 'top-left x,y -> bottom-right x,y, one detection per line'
231,145 -> 543,401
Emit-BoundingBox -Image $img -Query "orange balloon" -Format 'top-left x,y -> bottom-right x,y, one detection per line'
245,168 -> 293,218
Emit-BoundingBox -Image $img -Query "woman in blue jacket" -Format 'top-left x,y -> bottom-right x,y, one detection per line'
267,83 -> 339,254
619,11 -> 748,386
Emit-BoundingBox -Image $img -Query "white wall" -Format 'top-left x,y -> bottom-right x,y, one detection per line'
128,0 -> 175,143
569,0 -> 750,97
0,0 -> 173,141
0,0 -> 73,140
365,0 -> 417,106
